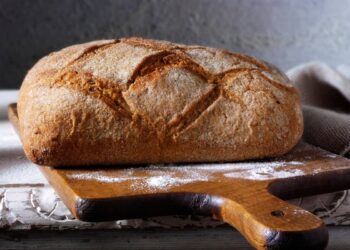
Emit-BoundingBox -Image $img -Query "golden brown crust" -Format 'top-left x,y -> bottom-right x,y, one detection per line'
18,37 -> 303,166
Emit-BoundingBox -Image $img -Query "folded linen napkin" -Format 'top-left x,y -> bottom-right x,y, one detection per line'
287,62 -> 350,157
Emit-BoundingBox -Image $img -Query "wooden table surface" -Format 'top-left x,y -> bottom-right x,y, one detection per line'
1,227 -> 350,250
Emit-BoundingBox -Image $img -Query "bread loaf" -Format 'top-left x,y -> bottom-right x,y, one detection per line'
18,37 -> 303,167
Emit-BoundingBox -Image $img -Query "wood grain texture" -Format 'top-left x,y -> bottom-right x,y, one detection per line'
8,104 -> 350,249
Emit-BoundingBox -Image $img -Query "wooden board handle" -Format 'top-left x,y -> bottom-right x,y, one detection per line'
219,191 -> 328,249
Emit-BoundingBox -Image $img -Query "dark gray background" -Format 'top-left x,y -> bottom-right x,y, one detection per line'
1,0 -> 350,89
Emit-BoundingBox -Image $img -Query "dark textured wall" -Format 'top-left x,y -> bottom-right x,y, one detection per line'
1,0 -> 350,89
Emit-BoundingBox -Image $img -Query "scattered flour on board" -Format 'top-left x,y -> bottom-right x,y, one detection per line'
68,172 -> 144,183
145,176 -> 206,189
67,160 -> 308,191
218,161 -> 305,180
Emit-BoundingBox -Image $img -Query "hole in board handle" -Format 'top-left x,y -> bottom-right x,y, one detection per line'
271,210 -> 284,217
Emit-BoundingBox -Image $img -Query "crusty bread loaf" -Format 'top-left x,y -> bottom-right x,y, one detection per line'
18,37 -> 303,167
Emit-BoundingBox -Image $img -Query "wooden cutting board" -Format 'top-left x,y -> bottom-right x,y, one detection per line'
8,104 -> 350,250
